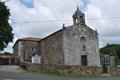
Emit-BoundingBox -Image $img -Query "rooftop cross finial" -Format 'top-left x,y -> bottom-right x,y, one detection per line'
62,23 -> 66,29
75,6 -> 82,15
77,6 -> 79,11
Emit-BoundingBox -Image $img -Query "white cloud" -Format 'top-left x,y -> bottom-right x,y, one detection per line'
84,0 -> 120,47
4,0 -> 79,52
6,0 -> 78,38
4,0 -> 120,52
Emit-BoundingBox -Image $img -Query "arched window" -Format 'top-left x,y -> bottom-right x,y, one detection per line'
82,45 -> 86,51
80,36 -> 86,44
80,36 -> 86,51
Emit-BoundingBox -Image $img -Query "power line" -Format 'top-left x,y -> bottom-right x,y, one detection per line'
11,17 -> 120,23
86,17 -> 120,20
12,20 -> 72,23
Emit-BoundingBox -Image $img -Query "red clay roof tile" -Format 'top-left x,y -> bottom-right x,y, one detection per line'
19,37 -> 42,42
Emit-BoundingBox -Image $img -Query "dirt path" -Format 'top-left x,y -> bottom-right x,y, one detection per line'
0,65 -> 23,73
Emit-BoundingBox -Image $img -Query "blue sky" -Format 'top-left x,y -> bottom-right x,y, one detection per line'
19,0 -> 34,8
4,0 -> 120,52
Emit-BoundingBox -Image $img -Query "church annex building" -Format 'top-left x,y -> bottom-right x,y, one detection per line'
13,8 -> 100,67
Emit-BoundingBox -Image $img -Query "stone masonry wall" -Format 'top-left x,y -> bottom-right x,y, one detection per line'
40,30 -> 64,64
13,41 -> 19,57
108,67 -> 120,75
20,41 -> 38,62
21,62 -> 102,76
63,24 -> 100,66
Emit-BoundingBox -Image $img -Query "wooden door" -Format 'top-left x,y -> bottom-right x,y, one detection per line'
81,55 -> 87,66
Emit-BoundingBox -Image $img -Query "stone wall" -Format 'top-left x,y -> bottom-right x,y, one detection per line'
13,41 -> 19,64
14,40 -> 39,63
63,24 -> 100,66
21,41 -> 39,62
13,41 -> 23,63
108,67 -> 120,75
20,62 -> 102,76
40,30 -> 64,64
13,41 -> 18,57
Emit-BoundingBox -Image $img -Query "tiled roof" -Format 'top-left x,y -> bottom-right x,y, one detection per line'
19,37 -> 42,42
13,29 -> 63,48
13,37 -> 42,48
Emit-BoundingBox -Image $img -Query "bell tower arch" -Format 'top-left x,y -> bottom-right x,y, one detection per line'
72,7 -> 86,25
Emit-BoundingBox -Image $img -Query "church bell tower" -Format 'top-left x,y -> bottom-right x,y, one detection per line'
72,7 -> 86,25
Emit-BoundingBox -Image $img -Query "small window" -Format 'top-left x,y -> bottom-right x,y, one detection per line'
23,49 -> 25,61
82,45 -> 86,51
80,36 -> 86,48
80,36 -> 86,43
41,58 -> 44,64
80,16 -> 83,18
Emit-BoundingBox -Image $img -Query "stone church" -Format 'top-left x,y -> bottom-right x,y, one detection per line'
13,8 -> 100,67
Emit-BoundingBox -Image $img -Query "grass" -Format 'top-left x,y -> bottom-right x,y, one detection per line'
24,69 -> 102,78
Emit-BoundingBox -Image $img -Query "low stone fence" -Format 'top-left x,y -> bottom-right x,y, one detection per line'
108,67 -> 120,75
20,62 -> 102,76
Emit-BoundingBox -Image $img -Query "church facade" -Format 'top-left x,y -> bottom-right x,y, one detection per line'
13,8 -> 100,67
39,8 -> 100,66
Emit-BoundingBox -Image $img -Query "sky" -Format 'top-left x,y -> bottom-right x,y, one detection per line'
3,0 -> 120,52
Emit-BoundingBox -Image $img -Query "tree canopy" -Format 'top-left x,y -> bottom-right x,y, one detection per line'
100,44 -> 120,56
0,1 -> 13,51
100,44 -> 120,65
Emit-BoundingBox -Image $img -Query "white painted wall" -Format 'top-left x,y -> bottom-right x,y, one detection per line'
32,54 -> 41,64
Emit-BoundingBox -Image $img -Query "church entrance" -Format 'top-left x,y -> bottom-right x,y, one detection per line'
81,55 -> 87,66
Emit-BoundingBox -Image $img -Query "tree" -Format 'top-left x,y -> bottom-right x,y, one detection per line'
100,44 -> 120,65
0,1 -> 13,51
